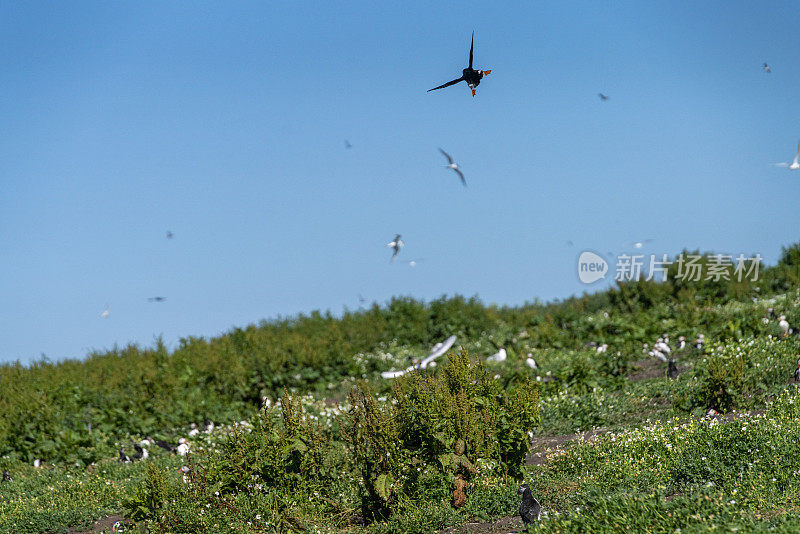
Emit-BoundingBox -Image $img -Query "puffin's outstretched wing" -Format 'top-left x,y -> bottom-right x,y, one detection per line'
428,77 -> 464,92
469,31 -> 474,68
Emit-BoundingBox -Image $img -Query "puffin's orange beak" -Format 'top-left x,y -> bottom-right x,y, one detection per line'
471,89 -> 476,97
483,70 -> 491,75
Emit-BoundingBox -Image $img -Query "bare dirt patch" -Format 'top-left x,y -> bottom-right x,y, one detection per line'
526,429 -> 606,466
438,515 -> 525,534
68,514 -> 130,534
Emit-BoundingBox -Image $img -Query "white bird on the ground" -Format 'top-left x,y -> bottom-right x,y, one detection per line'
33,459 -> 41,468
774,142 -> 800,170
779,315 -> 790,336
642,343 -> 650,354
176,438 -> 190,456
439,148 -> 466,186
596,344 -> 608,354
380,335 -> 457,379
655,338 -> 671,355
386,234 -> 404,262
100,305 -> 110,319
486,347 -> 507,363
649,349 -> 668,363
676,336 -> 686,351
525,354 -> 538,369
694,334 -> 705,350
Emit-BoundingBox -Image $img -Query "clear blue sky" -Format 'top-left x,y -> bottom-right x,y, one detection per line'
2,1 -> 799,363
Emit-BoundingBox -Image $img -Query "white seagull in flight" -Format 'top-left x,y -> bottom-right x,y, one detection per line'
100,305 -> 110,319
386,234 -> 404,262
439,148 -> 466,186
381,335 -> 457,378
774,142 -> 800,170
625,239 -> 654,249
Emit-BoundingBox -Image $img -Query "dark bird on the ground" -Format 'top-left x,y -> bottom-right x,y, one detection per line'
118,448 -> 131,463
153,438 -> 177,453
438,148 -> 466,186
428,32 -> 491,97
1,470 -> 11,483
518,484 -> 541,531
598,93 -> 609,101
131,443 -> 147,461
386,234 -> 404,262
794,358 -> 800,382
668,358 -> 679,379
148,297 -> 167,302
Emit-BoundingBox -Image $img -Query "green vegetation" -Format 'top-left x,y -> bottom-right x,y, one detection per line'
1,243 -> 799,532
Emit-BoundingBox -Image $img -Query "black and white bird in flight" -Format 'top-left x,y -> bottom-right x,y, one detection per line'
428,32 -> 491,97
148,297 -> 167,302
598,93 -> 609,101
763,62 -> 771,73
439,148 -> 466,186
386,234 -> 404,262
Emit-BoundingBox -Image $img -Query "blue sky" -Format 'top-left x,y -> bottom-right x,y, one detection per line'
2,1 -> 799,363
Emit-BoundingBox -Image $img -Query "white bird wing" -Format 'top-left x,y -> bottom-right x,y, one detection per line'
794,141 -> 799,165
439,148 -> 454,165
651,351 -> 668,362
381,364 -> 416,379
420,335 -> 457,367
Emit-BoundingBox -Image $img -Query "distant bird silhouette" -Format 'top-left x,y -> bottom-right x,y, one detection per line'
386,234 -> 404,262
439,148 -> 466,186
763,62 -> 771,73
166,231 -> 174,239
625,239 -> 653,249
774,142 -> 800,170
598,93 -> 609,101
518,484 -> 541,531
100,305 -> 110,319
148,297 -> 167,302
428,32 -> 491,97
344,140 -> 352,149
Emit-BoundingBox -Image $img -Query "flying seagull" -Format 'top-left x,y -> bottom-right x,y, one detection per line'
598,93 -> 609,101
438,148 -> 466,186
763,63 -> 771,73
100,305 -> 110,319
774,142 -> 800,170
428,32 -> 491,97
381,335 -> 457,379
344,140 -> 352,149
166,231 -> 174,239
386,234 -> 404,262
518,484 -> 541,531
148,297 -> 167,302
625,239 -> 654,249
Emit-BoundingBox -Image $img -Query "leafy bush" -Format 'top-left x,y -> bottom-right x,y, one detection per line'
345,348 -> 539,521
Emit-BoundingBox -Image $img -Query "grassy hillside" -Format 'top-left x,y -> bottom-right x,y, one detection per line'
1,243 -> 799,533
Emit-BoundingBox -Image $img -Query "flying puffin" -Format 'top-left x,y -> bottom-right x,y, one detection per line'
428,32 -> 491,97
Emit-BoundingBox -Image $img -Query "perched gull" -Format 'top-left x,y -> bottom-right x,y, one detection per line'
598,93 -> 609,101
486,347 -> 507,363
763,62 -> 771,73
428,32 -> 491,98
439,148 -> 466,186
100,305 -> 110,319
386,234 -> 404,262
381,335 -> 457,379
518,484 -> 541,531
774,142 -> 800,170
